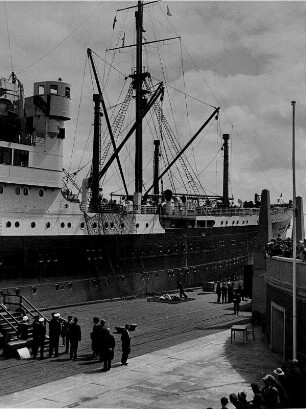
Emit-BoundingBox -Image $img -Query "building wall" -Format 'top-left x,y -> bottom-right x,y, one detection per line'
265,257 -> 306,359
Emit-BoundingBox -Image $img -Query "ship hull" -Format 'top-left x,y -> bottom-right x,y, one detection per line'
0,224 -> 261,308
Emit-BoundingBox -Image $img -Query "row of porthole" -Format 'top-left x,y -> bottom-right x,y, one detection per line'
6,221 -> 79,229
0,186 -> 45,197
5,220 -> 148,230
220,220 -> 250,226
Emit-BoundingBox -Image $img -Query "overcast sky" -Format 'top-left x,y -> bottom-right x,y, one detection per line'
1,1 -> 305,205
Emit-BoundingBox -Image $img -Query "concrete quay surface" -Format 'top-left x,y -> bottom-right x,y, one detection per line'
0,290 -> 282,408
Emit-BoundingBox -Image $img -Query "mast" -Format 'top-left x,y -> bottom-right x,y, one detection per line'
222,134 -> 230,207
153,139 -> 160,196
134,0 -> 145,205
291,100 -> 297,360
91,94 -> 102,210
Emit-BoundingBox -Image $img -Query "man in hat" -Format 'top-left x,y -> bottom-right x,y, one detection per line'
49,312 -> 61,357
35,317 -> 46,359
91,317 -> 100,358
98,319 -> 108,363
102,328 -> 115,371
69,317 -> 81,360
121,324 -> 131,366
261,375 -> 281,408
62,315 -> 73,353
18,315 -> 29,340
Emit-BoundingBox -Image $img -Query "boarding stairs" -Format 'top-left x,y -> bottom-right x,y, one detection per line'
0,293 -> 49,356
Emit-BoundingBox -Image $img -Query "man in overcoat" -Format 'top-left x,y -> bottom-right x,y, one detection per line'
69,317 -> 81,360
49,312 -> 61,357
121,324 -> 131,366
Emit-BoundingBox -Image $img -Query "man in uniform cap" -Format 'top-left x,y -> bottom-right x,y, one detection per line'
34,317 -> 46,359
18,316 -> 29,340
49,312 -> 61,357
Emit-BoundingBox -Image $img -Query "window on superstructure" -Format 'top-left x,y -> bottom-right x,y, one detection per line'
38,85 -> 44,95
0,186 -> 3,194
14,150 -> 29,167
0,147 -> 12,165
50,84 -> 58,95
39,189 -> 44,197
23,188 -> 28,196
65,87 -> 70,98
15,187 -> 20,195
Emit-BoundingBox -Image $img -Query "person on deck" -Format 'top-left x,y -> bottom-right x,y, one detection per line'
121,324 -> 131,366
216,281 -> 221,303
177,281 -> 187,299
33,317 -> 46,359
102,328 -> 115,371
18,316 -> 29,340
49,312 -> 61,357
69,317 -> 81,360
91,317 -> 101,358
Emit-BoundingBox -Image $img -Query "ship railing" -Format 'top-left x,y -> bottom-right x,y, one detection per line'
99,203 -> 261,217
154,206 -> 259,217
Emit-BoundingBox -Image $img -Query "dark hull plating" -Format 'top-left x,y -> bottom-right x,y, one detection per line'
0,224 -> 260,308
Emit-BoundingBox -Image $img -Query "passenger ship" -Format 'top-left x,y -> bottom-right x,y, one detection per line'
0,2 -> 291,307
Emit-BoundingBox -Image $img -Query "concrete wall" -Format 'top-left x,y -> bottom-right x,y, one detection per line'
265,257 -> 306,359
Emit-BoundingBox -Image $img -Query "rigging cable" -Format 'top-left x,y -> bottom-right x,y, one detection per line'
68,54 -> 88,174
4,2 -> 14,73
17,3 -> 103,75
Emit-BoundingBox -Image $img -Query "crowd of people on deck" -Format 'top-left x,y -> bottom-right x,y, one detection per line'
215,281 -> 245,314
266,237 -> 306,260
17,313 -> 131,371
212,359 -> 306,409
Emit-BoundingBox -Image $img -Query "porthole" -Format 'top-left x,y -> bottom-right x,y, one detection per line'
242,221 -> 245,224
236,221 -> 239,224
15,187 -> 20,195
246,220 -> 249,224
23,188 -> 29,196
110,222 -> 114,228
121,223 -> 124,229
61,222 -> 65,228
46,222 -> 51,228
225,221 -> 228,225
0,186 -> 3,194
6,221 -> 11,228
232,221 -> 235,225
80,222 -> 85,229
136,223 -> 139,228
39,189 -> 44,197
92,222 -> 97,229
146,223 -> 149,228
221,221 -> 223,225
67,222 -> 71,228
105,222 -> 108,228
15,221 -> 20,228
31,222 -> 36,228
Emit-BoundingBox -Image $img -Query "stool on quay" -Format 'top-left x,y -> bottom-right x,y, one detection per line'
231,324 -> 248,343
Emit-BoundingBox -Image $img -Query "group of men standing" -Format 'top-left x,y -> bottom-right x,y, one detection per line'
91,317 -> 131,371
18,312 -> 131,369
215,281 -> 244,314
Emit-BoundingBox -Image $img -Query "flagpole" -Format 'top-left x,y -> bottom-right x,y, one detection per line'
292,100 -> 297,360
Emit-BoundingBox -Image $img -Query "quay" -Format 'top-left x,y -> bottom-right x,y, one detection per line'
0,290 -> 282,408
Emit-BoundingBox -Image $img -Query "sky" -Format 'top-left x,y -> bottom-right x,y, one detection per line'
1,1 -> 305,205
